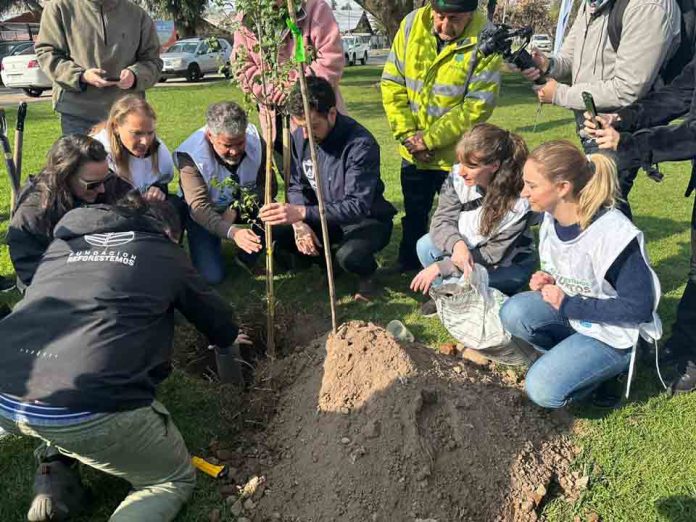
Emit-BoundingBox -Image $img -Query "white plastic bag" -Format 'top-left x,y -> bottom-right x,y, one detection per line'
429,264 -> 511,350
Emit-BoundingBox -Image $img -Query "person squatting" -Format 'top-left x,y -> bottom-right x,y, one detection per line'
0,0 -> 694,520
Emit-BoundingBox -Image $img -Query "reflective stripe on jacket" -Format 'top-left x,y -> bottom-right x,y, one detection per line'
381,7 -> 502,171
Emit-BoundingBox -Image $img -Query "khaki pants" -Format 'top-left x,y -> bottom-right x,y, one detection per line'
0,401 -> 195,521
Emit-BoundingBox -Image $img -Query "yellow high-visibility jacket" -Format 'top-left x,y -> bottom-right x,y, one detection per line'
381,7 -> 502,171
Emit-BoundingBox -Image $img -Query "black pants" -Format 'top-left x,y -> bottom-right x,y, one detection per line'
577,113 -> 638,220
664,195 -> 696,363
273,218 -> 393,277
398,161 -> 448,269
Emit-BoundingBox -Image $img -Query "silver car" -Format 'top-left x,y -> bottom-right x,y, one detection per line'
160,37 -> 232,82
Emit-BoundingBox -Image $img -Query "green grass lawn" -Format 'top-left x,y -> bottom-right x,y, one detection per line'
1,69 -> 695,521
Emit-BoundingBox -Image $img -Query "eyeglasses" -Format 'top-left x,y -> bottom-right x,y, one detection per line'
77,170 -> 115,191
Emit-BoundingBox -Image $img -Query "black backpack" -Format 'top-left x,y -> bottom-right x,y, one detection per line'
608,0 -> 696,83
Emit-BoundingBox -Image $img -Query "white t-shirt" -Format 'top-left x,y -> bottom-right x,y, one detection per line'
93,128 -> 175,193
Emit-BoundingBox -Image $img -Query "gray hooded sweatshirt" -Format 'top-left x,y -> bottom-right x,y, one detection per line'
550,0 -> 681,112
36,0 -> 163,121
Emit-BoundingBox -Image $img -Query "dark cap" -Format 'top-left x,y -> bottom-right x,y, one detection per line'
432,0 -> 479,12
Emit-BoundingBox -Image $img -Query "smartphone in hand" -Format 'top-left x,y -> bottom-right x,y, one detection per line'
582,91 -> 602,129
101,73 -> 121,82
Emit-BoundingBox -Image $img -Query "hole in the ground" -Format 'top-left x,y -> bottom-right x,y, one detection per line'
172,303 -> 330,387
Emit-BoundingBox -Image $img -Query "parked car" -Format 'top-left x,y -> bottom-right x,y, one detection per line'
0,44 -> 52,97
160,37 -> 232,82
0,40 -> 34,85
342,35 -> 369,66
530,34 -> 553,54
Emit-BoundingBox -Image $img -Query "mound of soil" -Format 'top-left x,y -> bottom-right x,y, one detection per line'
241,321 -> 581,521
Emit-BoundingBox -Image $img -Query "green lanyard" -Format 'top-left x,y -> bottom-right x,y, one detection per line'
285,18 -> 307,63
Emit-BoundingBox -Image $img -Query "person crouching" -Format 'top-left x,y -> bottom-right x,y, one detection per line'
500,141 -> 661,408
259,76 -> 397,300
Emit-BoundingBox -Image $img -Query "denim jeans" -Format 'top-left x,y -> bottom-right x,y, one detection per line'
500,291 -> 632,409
186,219 -> 226,284
186,219 -> 261,285
416,233 -> 535,295
60,113 -> 102,136
0,401 -> 195,521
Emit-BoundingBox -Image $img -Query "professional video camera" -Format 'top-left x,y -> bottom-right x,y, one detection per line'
478,24 -> 546,85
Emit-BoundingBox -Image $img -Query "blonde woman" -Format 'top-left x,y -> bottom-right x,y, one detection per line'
500,141 -> 661,409
91,95 -> 174,201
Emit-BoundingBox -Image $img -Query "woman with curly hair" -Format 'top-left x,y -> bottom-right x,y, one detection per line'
411,123 -> 536,316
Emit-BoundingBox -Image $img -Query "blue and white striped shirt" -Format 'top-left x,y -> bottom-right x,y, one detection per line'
0,393 -> 103,427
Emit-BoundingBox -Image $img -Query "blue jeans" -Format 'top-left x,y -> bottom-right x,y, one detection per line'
186,219 -> 226,284
186,219 -> 261,284
500,291 -> 632,409
416,233 -> 535,295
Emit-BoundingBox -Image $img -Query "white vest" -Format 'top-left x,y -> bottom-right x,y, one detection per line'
451,165 -> 530,248
173,124 -> 262,207
92,128 -> 175,193
539,209 -> 662,349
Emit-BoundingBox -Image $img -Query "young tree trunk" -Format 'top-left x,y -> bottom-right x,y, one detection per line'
282,114 -> 292,203
263,110 -> 276,357
286,0 -> 338,333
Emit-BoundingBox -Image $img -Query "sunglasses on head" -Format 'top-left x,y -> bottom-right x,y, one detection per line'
77,169 -> 115,191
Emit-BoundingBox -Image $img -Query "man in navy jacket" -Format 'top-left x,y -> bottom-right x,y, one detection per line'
260,77 -> 396,299
586,55 -> 696,394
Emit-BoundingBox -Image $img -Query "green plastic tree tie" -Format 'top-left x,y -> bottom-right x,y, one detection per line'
286,18 -> 307,63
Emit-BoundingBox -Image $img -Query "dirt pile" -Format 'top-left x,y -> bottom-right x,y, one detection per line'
242,321 -> 581,521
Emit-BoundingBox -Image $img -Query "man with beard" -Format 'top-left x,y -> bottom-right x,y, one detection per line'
259,77 -> 396,300
175,102 -> 274,284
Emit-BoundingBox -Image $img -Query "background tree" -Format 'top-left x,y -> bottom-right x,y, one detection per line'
354,0 -> 416,42
354,0 -> 499,43
0,0 -> 43,17
137,0 -> 206,38
506,0 -> 554,34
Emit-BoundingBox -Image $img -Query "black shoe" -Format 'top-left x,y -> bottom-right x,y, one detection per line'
0,275 -> 15,293
590,373 -> 626,408
671,360 -> 696,395
419,299 -> 438,318
28,460 -> 88,521
355,277 -> 380,302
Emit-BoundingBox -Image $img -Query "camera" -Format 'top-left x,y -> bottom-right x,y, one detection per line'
478,24 -> 546,85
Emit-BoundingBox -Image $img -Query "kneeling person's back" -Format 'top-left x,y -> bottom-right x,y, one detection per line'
0,198 -> 238,412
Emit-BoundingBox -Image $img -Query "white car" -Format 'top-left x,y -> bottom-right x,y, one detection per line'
342,35 -> 369,66
0,44 -> 52,97
530,34 -> 553,54
160,37 -> 232,82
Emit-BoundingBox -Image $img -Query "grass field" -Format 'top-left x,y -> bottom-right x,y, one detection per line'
1,68 -> 695,521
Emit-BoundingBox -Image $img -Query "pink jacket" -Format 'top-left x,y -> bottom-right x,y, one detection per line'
233,0 -> 345,141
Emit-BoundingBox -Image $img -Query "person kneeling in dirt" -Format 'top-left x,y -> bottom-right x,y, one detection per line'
259,76 -> 397,300
410,123 -> 536,317
500,141 -> 661,409
0,193 -> 243,522
175,101 -> 275,284
8,134 -> 132,289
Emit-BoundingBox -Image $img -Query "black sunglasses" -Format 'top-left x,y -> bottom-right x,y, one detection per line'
77,169 -> 115,191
